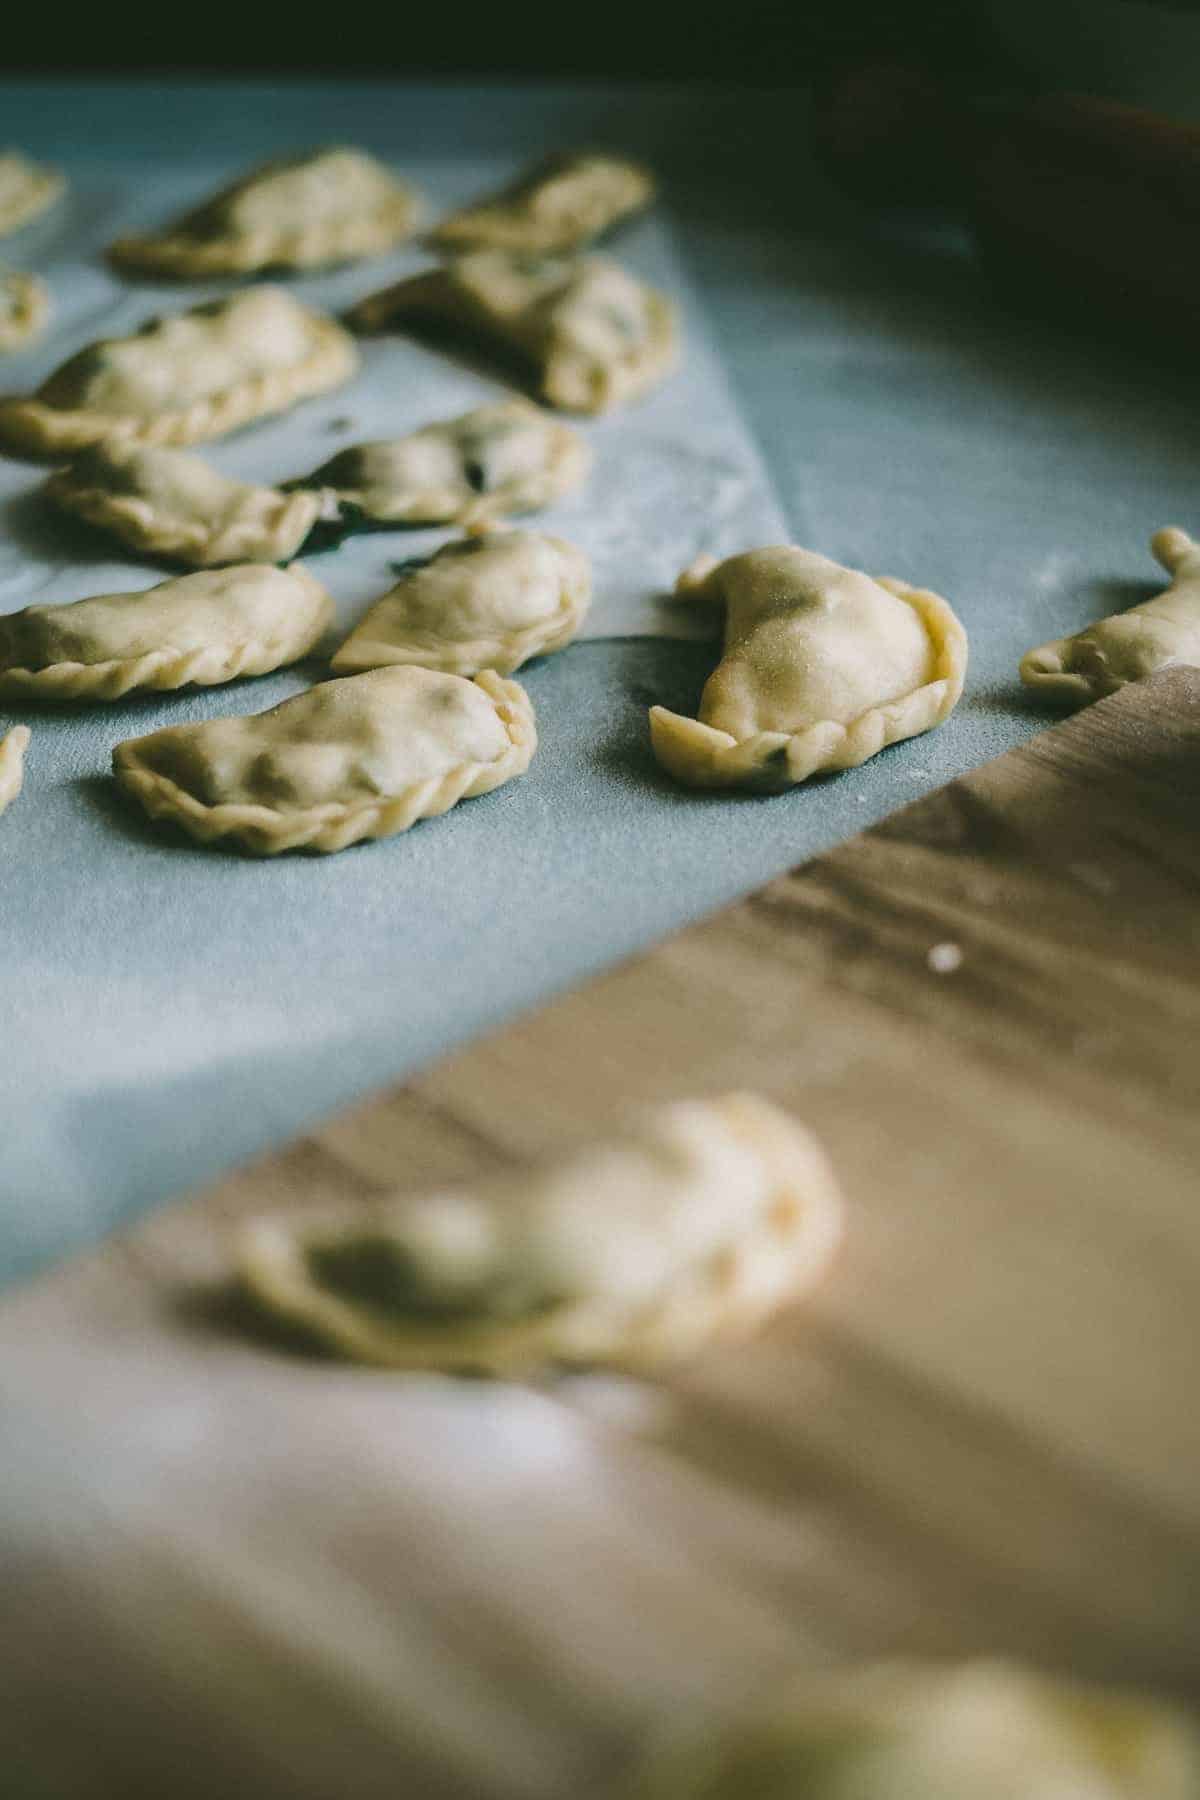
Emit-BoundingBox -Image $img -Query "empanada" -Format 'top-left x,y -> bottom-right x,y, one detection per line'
0,151 -> 64,237
0,564 -> 332,702
332,529 -> 590,677
0,272 -> 49,353
45,442 -> 351,568
110,146 -> 420,278
0,286 -> 357,459
0,725 -> 30,817
650,546 -> 967,790
1022,527 -> 1200,704
626,1659 -> 1200,1799
293,399 -> 590,529
235,1092 -> 842,1374
349,249 -> 678,415
431,150 -> 655,254
114,664 -> 535,854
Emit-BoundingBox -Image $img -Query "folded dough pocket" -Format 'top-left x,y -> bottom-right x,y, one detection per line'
291,399 -> 590,529
0,564 -> 333,702
430,150 -> 655,255
234,1092 -> 843,1373
332,529 -> 590,678
348,249 -> 678,415
0,286 -> 358,458
46,442 -> 352,568
650,545 -> 967,790
110,145 -> 421,278
1022,526 -> 1200,705
113,664 -> 536,855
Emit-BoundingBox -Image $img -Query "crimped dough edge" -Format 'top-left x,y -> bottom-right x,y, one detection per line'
0,314 -> 358,459
650,577 -> 968,790
44,465 -> 330,568
0,566 -> 333,703
234,1091 -> 843,1374
109,187 -> 421,278
112,668 -> 537,855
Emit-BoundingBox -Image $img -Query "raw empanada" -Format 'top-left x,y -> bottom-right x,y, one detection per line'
45,442 -> 352,568
293,399 -> 590,529
626,1659 -> 1200,1800
650,546 -> 967,790
110,146 -> 421,278
235,1092 -> 842,1373
1022,527 -> 1200,704
332,529 -> 590,677
0,151 -> 64,237
0,725 -> 30,816
349,249 -> 678,415
431,150 -> 655,254
0,564 -> 332,702
0,286 -> 357,459
0,272 -> 49,353
114,664 -> 535,854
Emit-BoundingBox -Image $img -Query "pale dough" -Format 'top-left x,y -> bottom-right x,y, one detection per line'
113,664 -> 536,855
110,146 -> 421,278
294,399 -> 590,529
0,564 -> 333,702
431,150 -> 655,254
0,272 -> 49,353
650,546 -> 967,789
235,1092 -> 842,1374
0,151 -> 64,236
0,286 -> 357,458
627,1659 -> 1200,1799
349,249 -> 678,414
332,529 -> 590,678
1022,528 -> 1200,704
0,725 -> 30,817
46,442 -> 350,568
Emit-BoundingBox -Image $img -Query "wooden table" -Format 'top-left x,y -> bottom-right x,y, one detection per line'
3,671 -> 1198,1799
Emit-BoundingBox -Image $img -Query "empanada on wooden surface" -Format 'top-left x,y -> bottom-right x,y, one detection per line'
46,442 -> 351,569
0,151 -> 64,237
650,546 -> 967,790
0,725 -> 30,817
114,664 -> 535,855
110,146 -> 420,278
0,564 -> 332,702
349,249 -> 678,415
294,399 -> 590,529
235,1092 -> 842,1374
431,150 -> 655,254
1022,527 -> 1200,705
332,529 -> 590,677
0,272 -> 49,353
627,1659 -> 1200,1800
0,286 -> 357,458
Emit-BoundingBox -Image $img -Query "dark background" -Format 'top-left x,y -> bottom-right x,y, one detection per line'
3,2 -> 1009,85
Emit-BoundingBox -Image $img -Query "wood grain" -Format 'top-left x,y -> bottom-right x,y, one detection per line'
2,670 -> 1198,1799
